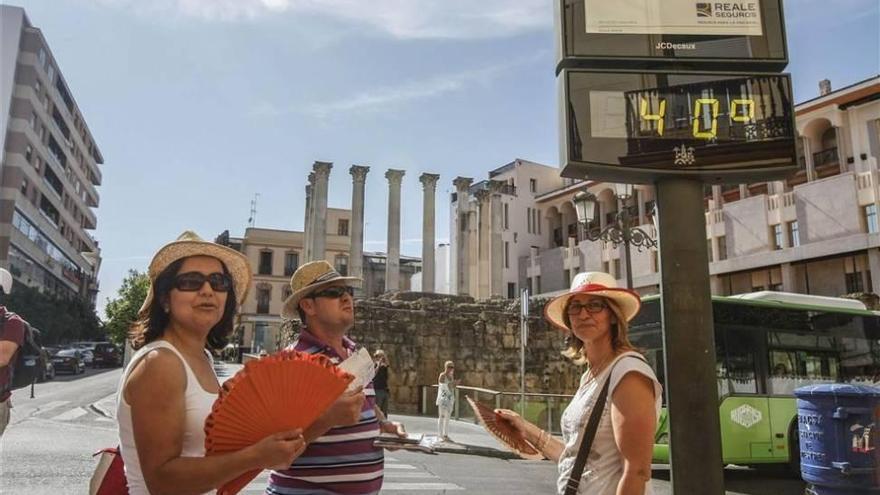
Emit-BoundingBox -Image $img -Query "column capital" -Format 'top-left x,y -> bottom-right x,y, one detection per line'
474,189 -> 491,203
349,165 -> 370,183
487,180 -> 505,195
419,173 -> 440,190
385,168 -> 406,185
313,161 -> 333,178
308,172 -> 316,185
453,176 -> 473,191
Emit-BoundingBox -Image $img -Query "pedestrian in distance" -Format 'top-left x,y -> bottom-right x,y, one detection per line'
117,231 -> 306,495
436,360 -> 460,441
373,349 -> 390,416
0,267 -> 31,438
269,260 -> 406,495
496,272 -> 662,495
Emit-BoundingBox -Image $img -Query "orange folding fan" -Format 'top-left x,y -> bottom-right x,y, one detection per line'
204,350 -> 354,495
465,396 -> 544,460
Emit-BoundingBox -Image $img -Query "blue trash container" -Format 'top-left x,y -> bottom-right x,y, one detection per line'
794,384 -> 880,495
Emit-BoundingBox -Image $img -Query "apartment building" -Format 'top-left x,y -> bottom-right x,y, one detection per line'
0,6 -> 103,302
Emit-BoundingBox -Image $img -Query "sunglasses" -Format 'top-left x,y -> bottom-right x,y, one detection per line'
173,272 -> 233,292
309,286 -> 354,299
566,300 -> 608,315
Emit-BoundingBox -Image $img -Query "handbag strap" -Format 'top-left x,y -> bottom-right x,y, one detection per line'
564,354 -> 646,495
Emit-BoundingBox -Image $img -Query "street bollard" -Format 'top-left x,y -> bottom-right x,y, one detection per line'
795,384 -> 880,494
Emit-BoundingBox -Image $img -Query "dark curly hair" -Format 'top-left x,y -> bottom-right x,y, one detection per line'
130,257 -> 238,351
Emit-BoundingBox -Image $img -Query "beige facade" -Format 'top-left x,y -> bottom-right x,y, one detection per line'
0,6 -> 103,302
525,76 -> 880,300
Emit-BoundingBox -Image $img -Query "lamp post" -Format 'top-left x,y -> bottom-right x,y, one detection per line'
573,184 -> 657,289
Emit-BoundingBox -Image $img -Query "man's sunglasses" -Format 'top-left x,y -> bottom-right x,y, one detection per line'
173,272 -> 233,292
309,286 -> 354,299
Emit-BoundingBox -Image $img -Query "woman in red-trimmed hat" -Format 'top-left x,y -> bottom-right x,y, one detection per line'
496,272 -> 662,495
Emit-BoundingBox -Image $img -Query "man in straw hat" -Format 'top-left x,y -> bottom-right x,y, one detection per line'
267,260 -> 405,495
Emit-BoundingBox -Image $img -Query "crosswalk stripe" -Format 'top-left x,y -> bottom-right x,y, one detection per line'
385,463 -> 417,470
36,400 -> 69,415
50,407 -> 88,421
385,472 -> 439,479
381,482 -> 464,491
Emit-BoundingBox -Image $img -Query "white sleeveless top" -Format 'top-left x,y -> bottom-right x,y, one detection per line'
116,340 -> 218,495
557,352 -> 663,495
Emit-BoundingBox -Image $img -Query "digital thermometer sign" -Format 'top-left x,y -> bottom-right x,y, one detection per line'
559,69 -> 797,183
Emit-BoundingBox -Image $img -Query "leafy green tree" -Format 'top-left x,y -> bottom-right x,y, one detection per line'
104,270 -> 150,345
3,284 -> 102,344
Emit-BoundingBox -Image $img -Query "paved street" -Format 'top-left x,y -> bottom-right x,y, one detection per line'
0,364 -> 807,494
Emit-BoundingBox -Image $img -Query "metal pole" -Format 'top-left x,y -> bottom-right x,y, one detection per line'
655,177 -> 724,495
623,238 -> 634,290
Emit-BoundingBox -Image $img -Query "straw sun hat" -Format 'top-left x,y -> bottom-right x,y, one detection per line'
281,260 -> 361,319
137,231 -> 252,317
543,272 -> 642,331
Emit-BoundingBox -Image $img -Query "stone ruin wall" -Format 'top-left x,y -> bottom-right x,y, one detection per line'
279,292 -> 583,414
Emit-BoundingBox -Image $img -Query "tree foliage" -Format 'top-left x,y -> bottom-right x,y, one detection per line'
4,284 -> 102,345
103,269 -> 150,345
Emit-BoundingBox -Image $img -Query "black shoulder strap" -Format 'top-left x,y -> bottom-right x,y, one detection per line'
564,354 -> 648,495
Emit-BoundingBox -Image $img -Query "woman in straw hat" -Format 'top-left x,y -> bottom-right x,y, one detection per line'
496,272 -> 662,495
116,232 -> 306,495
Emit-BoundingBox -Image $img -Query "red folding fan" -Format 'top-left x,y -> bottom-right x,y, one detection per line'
204,350 -> 354,495
465,396 -> 544,460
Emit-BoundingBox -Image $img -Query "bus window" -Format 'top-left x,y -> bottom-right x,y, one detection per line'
718,327 -> 759,395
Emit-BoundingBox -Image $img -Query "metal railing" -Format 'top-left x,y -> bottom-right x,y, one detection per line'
813,147 -> 839,167
420,384 -> 574,435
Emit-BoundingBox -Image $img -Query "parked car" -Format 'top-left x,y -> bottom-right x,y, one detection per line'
37,347 -> 55,382
92,342 -> 121,368
80,349 -> 95,367
52,348 -> 85,374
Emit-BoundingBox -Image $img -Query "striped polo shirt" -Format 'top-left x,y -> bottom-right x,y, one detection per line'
267,330 -> 383,495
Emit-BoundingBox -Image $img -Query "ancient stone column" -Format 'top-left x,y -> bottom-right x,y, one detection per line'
419,173 -> 440,293
474,188 -> 491,299
385,169 -> 405,292
488,180 -> 504,298
304,172 -> 316,262
453,177 -> 473,296
311,162 -> 332,261
349,165 -> 370,284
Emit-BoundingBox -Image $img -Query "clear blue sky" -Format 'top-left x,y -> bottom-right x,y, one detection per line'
8,0 -> 879,317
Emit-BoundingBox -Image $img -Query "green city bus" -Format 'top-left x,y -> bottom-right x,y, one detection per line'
629,291 -> 880,469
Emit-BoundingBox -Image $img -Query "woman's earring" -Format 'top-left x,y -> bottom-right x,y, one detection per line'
163,305 -> 170,313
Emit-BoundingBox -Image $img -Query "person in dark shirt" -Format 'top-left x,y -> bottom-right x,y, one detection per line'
0,268 -> 27,438
373,350 -> 390,416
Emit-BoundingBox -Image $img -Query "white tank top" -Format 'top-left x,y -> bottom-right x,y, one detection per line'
116,340 -> 218,495
557,351 -> 663,495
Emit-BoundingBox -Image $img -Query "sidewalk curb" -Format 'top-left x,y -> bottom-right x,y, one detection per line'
89,393 -> 116,419
432,443 -> 524,460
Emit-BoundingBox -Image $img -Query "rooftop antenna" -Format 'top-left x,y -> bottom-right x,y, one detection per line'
247,193 -> 260,228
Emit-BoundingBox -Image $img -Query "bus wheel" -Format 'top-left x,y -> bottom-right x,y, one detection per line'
787,422 -> 801,477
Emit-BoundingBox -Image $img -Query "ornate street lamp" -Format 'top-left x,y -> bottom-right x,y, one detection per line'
573,186 -> 658,289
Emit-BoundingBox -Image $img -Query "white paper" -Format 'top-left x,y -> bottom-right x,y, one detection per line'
339,347 -> 377,392
585,0 -> 763,36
